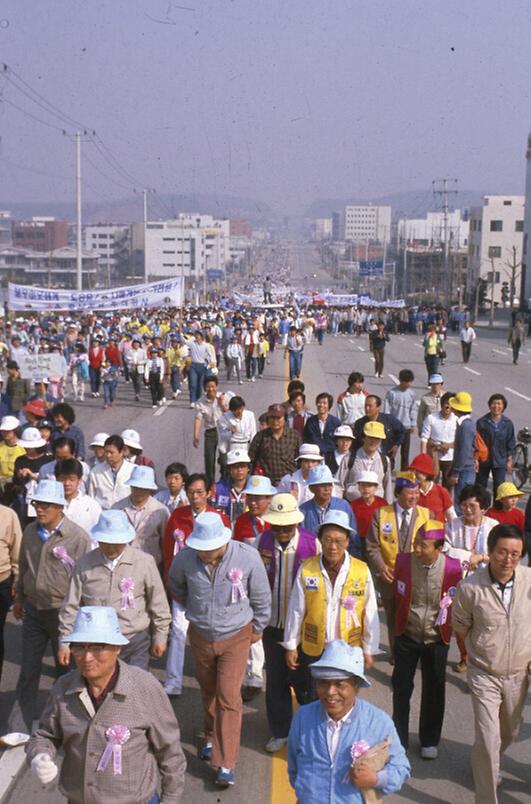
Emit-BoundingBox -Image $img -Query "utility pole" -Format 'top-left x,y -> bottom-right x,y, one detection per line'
489,257 -> 496,326
143,189 -> 148,283
75,131 -> 82,291
432,178 -> 458,307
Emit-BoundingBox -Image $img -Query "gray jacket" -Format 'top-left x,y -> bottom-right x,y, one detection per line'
26,660 -> 186,804
169,539 -> 271,642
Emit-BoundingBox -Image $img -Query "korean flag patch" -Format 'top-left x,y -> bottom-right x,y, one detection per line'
305,576 -> 319,591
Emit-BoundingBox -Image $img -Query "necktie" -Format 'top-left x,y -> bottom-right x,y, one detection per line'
399,510 -> 409,544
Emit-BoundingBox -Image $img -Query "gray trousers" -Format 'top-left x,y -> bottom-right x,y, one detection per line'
13,603 -> 68,731
119,629 -> 151,670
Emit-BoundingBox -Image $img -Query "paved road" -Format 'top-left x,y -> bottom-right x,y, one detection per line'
3,246 -> 530,803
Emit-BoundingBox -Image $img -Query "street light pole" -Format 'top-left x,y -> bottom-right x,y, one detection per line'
75,131 -> 82,291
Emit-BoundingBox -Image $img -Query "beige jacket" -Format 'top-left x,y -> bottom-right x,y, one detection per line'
16,517 -> 91,609
26,660 -> 186,804
112,495 -> 169,566
59,544 -> 171,644
452,564 -> 531,677
0,504 -> 22,583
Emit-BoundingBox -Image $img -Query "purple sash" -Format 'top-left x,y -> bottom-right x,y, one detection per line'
258,528 -> 317,590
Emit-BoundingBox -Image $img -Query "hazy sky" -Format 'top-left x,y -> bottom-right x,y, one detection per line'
0,0 -> 530,214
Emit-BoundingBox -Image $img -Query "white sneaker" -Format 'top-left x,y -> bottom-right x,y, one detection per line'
152,404 -> 157,409
420,746 -> 438,760
158,400 -> 163,406
265,736 -> 288,753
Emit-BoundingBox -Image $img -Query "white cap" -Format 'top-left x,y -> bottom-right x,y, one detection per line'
0,415 -> 20,432
355,470 -> 379,485
226,449 -> 251,465
90,432 -> 110,448
121,429 -> 142,450
333,425 -> 355,439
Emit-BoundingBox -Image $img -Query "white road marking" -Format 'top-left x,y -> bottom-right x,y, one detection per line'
153,400 -> 173,416
357,346 -> 365,352
464,367 -> 481,376
492,349 -> 507,356
388,374 -> 398,383
399,336 -> 406,341
348,339 -> 354,343
504,386 -> 531,402
413,343 -> 423,349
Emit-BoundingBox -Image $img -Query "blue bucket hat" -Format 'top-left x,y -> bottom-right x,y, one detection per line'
186,511 -> 232,551
91,510 -> 136,544
126,465 -> 158,491
310,640 -> 370,686
244,475 -> 277,496
317,509 -> 354,535
428,374 -> 443,384
62,605 -> 129,646
30,479 -> 66,507
307,465 -> 336,486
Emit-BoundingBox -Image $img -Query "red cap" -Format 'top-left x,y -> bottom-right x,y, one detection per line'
22,400 -> 47,418
409,453 -> 435,476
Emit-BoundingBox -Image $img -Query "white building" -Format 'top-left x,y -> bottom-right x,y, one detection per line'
176,213 -> 230,276
312,218 -> 333,240
343,205 -> 391,243
84,224 -> 130,280
398,210 -> 469,250
468,195 -> 524,305
523,132 -> 531,308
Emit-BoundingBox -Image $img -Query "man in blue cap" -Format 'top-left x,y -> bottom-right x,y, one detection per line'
58,510 -> 171,671
11,479 -> 91,731
288,640 -> 410,803
27,605 -> 186,803
112,464 -> 169,568
300,465 -> 360,557
169,511 -> 271,789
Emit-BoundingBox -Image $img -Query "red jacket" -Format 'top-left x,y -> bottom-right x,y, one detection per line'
233,511 -> 266,545
88,346 -> 104,369
162,504 -> 230,585
394,552 -> 462,645
105,345 -> 122,367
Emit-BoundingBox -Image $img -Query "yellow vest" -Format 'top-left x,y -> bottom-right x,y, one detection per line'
301,555 -> 369,656
377,505 -> 430,568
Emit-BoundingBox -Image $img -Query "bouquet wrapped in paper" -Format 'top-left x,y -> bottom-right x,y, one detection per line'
348,735 -> 391,803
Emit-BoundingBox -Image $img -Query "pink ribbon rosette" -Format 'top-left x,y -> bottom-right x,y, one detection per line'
342,740 -> 370,782
435,589 -> 455,626
342,595 -> 361,629
173,528 -> 186,555
228,567 -> 247,603
96,725 -> 131,775
52,545 -> 75,575
119,577 -> 136,610
343,736 -> 392,802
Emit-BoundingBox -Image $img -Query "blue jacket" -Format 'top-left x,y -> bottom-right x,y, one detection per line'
300,497 -> 360,558
303,414 -> 341,455
476,413 -> 515,468
452,415 -> 476,474
288,698 -> 410,804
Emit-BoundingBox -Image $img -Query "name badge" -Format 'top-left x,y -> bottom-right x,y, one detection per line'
305,576 -> 319,591
397,580 -> 406,596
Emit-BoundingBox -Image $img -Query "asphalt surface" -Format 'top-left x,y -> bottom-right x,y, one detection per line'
2,242 -> 530,803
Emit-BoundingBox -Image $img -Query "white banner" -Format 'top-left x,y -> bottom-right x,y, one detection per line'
17,352 -> 68,380
8,277 -> 184,312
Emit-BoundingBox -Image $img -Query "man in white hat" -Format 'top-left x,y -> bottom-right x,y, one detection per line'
277,442 -> 324,506
87,434 -> 135,510
323,425 -> 356,491
87,431 -> 109,469
27,606 -> 186,803
288,640 -> 410,803
113,465 -> 169,567
55,458 -> 102,546
11,479 -> 91,731
233,475 -> 277,545
59,510 -> 171,672
0,414 -> 25,491
120,428 -> 155,470
283,509 -> 379,686
0,500 -> 22,682
209,448 -> 251,523
169,511 -> 271,788
256,493 -> 320,752
300,465 -> 360,555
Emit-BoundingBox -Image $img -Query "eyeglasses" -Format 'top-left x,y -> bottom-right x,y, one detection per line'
493,549 -> 522,561
70,643 -> 109,655
321,537 -> 348,547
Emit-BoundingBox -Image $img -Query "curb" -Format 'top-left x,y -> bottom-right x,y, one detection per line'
0,745 -> 27,803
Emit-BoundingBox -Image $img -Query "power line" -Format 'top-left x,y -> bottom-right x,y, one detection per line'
0,94 -> 66,132
0,155 -> 71,180
83,152 -> 135,193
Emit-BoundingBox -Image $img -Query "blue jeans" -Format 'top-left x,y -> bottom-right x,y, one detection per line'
89,366 -> 100,393
103,379 -> 117,405
170,365 -> 182,392
189,362 -> 206,402
454,468 -> 476,515
289,351 -> 303,380
476,463 -> 506,497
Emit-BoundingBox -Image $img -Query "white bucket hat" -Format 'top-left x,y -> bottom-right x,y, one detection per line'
125,464 -> 158,491
333,425 -> 355,439
355,470 -> 380,485
295,443 -> 324,462
226,449 -> 251,465
90,432 -> 110,448
186,511 -> 232,551
0,415 -> 20,432
62,606 -> 129,646
17,427 -> 46,449
121,429 -> 142,450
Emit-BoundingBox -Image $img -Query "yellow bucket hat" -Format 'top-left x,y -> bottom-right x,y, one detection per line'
262,493 -> 304,526
449,391 -> 472,413
363,420 -> 386,440
495,481 -> 524,501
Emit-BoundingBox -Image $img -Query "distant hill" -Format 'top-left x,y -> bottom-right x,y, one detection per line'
0,192 -> 278,226
304,189 -> 494,220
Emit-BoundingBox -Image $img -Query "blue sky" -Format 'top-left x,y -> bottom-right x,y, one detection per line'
0,0 -> 530,213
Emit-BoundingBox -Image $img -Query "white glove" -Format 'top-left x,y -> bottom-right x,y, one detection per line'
31,753 -> 58,784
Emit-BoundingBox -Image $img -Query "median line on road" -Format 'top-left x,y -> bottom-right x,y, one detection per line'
153,400 -> 173,417
463,367 -> 481,376
357,346 -> 365,352
492,349 -> 507,356
388,374 -> 398,384
504,386 -> 531,402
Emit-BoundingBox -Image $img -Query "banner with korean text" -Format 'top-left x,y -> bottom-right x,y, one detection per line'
8,277 -> 184,312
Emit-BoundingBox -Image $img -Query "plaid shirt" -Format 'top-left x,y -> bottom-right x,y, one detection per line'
26,661 -> 186,804
248,426 -> 301,485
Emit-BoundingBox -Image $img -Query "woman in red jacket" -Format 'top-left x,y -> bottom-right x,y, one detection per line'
88,339 -> 104,397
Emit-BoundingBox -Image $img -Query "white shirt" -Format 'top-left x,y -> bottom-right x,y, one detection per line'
154,488 -> 189,512
460,326 -> 476,343
64,491 -> 102,548
282,553 -> 380,655
277,468 -> 314,506
421,411 -> 457,461
326,707 -> 355,762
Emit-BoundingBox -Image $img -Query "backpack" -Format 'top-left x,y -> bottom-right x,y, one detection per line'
474,432 -> 489,464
